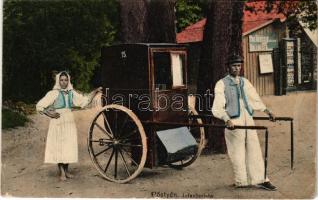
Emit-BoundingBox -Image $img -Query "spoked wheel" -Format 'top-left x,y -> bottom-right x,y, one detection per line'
168,106 -> 206,169
87,104 -> 147,183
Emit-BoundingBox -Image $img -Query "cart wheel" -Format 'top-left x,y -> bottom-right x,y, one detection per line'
88,104 -> 147,183
168,106 -> 206,169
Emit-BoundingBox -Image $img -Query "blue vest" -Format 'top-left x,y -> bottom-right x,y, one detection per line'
53,90 -> 73,109
222,75 -> 253,118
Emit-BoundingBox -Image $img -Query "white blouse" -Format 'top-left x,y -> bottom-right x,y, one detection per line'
36,90 -> 91,112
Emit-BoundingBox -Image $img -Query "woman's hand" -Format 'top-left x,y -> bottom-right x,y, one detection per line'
95,86 -> 103,93
92,87 -> 103,98
44,109 -> 60,119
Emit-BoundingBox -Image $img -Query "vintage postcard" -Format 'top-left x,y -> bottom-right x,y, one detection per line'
2,0 -> 317,199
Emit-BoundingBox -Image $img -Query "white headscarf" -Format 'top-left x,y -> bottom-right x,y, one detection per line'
53,71 -> 74,91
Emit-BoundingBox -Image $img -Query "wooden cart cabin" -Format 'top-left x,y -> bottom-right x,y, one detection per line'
101,43 -> 199,168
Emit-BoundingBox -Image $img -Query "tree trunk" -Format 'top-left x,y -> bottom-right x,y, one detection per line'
230,1 -> 244,56
119,0 -> 149,43
196,0 -> 244,153
119,0 -> 176,43
147,0 -> 177,42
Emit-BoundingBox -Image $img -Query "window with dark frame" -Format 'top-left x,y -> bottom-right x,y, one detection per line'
153,51 -> 186,90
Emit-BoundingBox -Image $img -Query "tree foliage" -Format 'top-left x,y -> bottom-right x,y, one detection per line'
175,0 -> 204,32
3,0 -> 316,104
3,0 -> 119,103
246,0 -> 317,31
175,0 -> 214,33
176,0 -> 317,34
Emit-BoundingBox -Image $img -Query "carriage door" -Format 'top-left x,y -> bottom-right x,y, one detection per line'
151,49 -> 188,124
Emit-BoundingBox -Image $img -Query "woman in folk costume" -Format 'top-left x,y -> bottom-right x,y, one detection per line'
36,71 -> 102,181
212,54 -> 277,191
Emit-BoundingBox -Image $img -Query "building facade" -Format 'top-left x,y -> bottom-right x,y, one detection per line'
177,2 -> 317,96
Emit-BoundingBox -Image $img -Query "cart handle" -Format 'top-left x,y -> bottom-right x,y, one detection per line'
189,115 -> 294,170
253,116 -> 293,121
189,114 -> 293,122
141,120 -> 268,130
142,120 -> 270,180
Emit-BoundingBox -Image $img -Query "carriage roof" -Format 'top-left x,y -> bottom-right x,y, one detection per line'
103,43 -> 188,48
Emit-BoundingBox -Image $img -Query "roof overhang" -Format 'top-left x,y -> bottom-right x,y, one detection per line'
299,22 -> 318,48
243,18 -> 282,36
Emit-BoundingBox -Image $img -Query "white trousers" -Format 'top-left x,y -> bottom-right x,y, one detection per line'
225,129 -> 269,186
225,100 -> 269,186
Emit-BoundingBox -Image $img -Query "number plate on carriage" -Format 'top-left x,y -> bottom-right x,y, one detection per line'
157,127 -> 197,163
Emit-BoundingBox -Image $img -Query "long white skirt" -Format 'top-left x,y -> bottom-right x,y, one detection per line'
44,108 -> 78,164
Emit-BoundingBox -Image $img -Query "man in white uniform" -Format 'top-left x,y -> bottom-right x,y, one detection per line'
212,54 -> 277,191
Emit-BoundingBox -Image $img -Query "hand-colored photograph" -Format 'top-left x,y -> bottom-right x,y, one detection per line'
2,0 -> 317,199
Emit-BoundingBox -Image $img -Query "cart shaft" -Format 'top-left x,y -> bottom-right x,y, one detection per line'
141,120 -> 267,130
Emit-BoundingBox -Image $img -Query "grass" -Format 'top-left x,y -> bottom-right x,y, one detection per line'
2,108 -> 29,129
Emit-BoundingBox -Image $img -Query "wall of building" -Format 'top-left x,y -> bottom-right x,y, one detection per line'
242,21 -> 287,96
297,28 -> 317,90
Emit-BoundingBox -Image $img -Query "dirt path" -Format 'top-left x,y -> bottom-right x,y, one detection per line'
1,91 -> 316,198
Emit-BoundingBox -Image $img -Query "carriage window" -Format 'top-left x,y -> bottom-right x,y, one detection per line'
153,52 -> 185,90
171,53 -> 184,87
